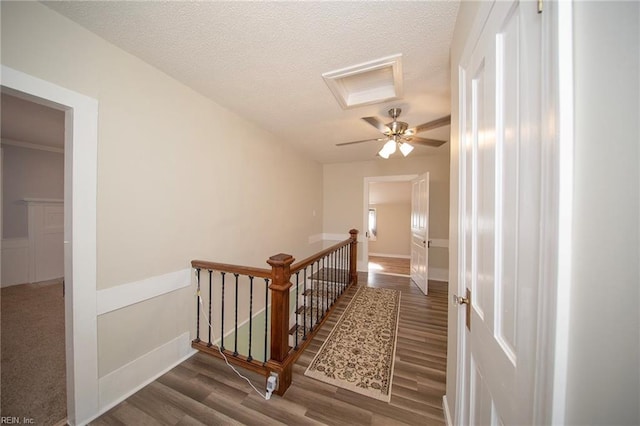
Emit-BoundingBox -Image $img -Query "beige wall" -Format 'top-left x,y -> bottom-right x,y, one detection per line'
323,154 -> 450,269
368,202 -> 411,256
1,2 -> 322,377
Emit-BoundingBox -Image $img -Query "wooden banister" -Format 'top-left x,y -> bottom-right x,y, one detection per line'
191,229 -> 360,397
265,253 -> 294,395
349,229 -> 358,285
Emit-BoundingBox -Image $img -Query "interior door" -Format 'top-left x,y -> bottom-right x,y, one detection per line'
410,172 -> 429,294
458,1 -> 541,424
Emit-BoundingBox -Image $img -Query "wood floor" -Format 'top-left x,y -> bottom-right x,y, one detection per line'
368,256 -> 411,276
92,272 -> 448,425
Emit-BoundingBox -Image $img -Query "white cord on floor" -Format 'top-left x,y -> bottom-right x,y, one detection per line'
196,292 -> 271,400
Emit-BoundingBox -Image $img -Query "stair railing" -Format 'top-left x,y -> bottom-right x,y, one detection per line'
191,229 -> 358,396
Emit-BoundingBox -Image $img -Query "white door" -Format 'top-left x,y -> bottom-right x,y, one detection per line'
410,172 -> 429,294
458,1 -> 542,425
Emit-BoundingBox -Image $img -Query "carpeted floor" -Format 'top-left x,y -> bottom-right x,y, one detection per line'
1,279 -> 66,424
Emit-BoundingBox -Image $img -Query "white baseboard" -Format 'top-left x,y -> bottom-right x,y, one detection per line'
97,268 -> 191,315
429,267 -> 449,282
96,331 -> 196,418
443,395 -> 453,426
1,238 -> 29,287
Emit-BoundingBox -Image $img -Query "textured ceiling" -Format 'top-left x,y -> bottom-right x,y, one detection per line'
44,1 -> 459,164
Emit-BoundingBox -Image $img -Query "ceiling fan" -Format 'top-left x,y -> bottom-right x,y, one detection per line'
336,108 -> 451,159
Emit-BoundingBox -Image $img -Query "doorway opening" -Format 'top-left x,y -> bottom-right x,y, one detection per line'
1,93 -> 66,423
1,65 -> 99,425
363,175 -> 416,278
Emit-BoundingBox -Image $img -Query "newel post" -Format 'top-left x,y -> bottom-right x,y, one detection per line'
266,253 -> 294,395
349,229 -> 359,285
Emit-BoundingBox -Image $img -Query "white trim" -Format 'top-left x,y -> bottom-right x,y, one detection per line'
443,395 -> 453,426
428,267 -> 449,283
95,332 -> 196,420
550,1 -> 574,424
1,65 -> 100,425
22,197 -> 64,204
1,137 -> 64,154
97,269 -> 191,315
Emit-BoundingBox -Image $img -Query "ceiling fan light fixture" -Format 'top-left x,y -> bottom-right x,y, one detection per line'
399,142 -> 414,157
378,139 -> 397,158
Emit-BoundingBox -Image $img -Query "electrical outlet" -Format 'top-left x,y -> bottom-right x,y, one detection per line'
268,372 -> 278,391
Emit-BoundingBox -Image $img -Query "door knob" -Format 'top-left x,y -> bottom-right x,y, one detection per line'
453,289 -> 471,331
455,295 -> 469,305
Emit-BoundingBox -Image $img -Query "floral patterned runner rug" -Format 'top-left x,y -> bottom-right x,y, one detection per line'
304,286 -> 401,402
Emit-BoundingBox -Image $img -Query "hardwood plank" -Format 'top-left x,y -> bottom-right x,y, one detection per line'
176,414 -> 207,426
109,401 -> 160,426
368,256 -> 410,276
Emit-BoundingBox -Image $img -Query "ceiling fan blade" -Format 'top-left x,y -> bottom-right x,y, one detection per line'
336,137 -> 386,147
405,136 -> 447,147
362,116 -> 391,133
406,115 -> 451,135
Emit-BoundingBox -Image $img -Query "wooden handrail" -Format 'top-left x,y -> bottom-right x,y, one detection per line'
191,260 -> 271,279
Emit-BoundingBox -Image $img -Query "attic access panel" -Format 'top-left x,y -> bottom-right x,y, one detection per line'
322,54 -> 403,109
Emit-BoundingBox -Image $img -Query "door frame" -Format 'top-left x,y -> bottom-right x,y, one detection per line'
452,1 -> 573,425
1,65 -> 99,425
361,174 -> 417,271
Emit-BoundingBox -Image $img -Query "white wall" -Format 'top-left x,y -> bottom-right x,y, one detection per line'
1,1 -> 323,417
1,145 -> 64,286
2,145 -> 64,238
565,2 -> 639,424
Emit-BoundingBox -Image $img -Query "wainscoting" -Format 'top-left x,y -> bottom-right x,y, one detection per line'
1,199 -> 64,287
1,238 -> 29,287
